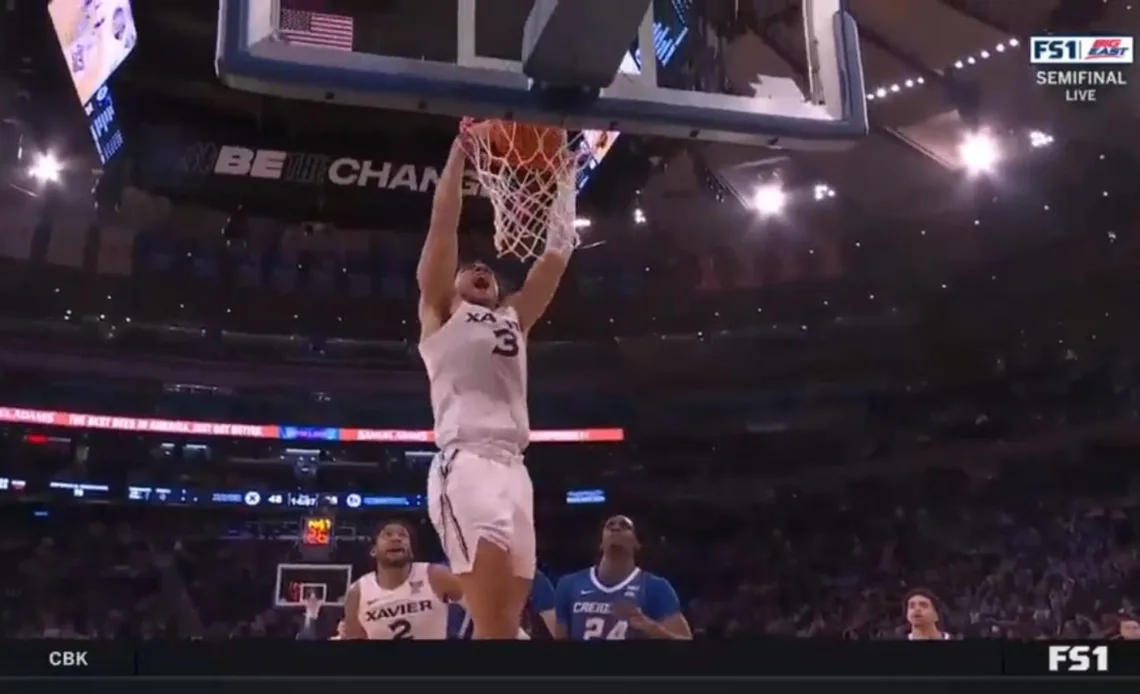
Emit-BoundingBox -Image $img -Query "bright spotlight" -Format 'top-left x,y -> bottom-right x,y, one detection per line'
958,132 -> 1000,175
751,184 -> 787,216
29,153 -> 62,183
1028,130 -> 1054,148
813,184 -> 835,201
632,207 -> 646,225
573,217 -> 592,229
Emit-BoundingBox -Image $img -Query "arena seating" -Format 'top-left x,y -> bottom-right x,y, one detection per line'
1,405 -> 1138,640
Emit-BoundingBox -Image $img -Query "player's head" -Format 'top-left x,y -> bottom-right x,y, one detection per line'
1119,615 -> 1140,640
904,588 -> 940,629
600,515 -> 639,556
334,620 -> 346,639
455,261 -> 500,307
371,519 -> 414,568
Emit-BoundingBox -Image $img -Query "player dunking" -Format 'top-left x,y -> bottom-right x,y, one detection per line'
342,521 -> 463,640
419,131 -> 572,639
553,515 -> 691,640
904,588 -> 953,640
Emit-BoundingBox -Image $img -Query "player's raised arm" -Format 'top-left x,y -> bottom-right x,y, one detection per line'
341,582 -> 368,640
417,136 -> 467,331
551,575 -> 574,639
505,249 -> 570,334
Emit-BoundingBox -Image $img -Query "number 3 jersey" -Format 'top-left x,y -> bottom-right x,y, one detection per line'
420,301 -> 529,455
354,563 -> 448,640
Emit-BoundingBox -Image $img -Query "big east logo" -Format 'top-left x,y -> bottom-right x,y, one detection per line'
1031,36 -> 1134,64
1087,38 -> 1130,59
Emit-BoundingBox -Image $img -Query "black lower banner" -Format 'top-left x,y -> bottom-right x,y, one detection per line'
0,641 -> 1133,677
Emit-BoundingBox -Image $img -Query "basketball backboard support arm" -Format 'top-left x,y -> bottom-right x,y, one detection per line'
216,0 -> 867,149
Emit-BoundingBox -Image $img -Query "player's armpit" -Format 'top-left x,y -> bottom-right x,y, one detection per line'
417,139 -> 467,322
505,251 -> 569,333
341,584 -> 368,640
427,563 -> 464,603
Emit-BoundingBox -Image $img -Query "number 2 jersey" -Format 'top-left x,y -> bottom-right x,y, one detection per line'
554,567 -> 682,640
353,563 -> 448,640
419,300 -> 529,455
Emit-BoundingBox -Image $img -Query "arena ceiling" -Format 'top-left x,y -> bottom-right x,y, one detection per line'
98,1 -> 1140,235
648,0 -> 1140,227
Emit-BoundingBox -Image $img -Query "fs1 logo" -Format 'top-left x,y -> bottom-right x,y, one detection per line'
1047,645 -> 1109,673
1031,36 -> 1134,64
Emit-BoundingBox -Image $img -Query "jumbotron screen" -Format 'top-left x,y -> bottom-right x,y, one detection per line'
48,0 -> 136,164
48,0 -> 138,105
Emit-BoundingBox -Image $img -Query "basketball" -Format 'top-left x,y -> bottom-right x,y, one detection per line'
489,122 -> 564,170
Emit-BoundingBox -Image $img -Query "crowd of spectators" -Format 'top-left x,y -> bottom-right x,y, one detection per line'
2,432 -> 1138,641
1,243 -> 1139,642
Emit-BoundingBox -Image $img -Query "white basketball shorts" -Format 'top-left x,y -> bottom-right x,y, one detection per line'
426,449 -> 535,579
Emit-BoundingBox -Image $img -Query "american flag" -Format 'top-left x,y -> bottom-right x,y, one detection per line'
279,8 -> 354,51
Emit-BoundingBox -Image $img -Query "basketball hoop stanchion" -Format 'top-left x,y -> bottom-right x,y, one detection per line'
460,119 -> 586,262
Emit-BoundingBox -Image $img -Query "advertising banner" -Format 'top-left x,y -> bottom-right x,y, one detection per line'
133,125 -> 491,225
0,405 -> 624,443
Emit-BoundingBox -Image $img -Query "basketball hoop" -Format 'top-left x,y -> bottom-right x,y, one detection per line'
459,118 -> 586,262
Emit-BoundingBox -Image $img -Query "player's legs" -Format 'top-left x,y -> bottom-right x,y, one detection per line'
504,463 -> 536,631
426,450 -> 524,639
459,541 -> 520,638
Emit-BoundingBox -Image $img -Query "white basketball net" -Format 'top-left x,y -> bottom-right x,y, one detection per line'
460,120 -> 586,262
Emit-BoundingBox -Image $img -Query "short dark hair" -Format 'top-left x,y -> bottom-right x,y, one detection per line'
373,518 -> 416,544
903,588 -> 940,614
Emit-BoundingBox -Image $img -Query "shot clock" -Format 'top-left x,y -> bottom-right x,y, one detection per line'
272,514 -> 349,605
299,515 -> 334,560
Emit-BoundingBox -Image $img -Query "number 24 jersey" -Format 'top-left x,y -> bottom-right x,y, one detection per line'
554,567 -> 682,640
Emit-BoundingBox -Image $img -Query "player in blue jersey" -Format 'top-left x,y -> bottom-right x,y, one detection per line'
553,515 -> 691,640
450,569 -> 557,638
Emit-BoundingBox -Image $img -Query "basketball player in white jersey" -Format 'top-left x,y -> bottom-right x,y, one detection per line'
419,131 -> 572,639
342,520 -> 462,640
904,588 -> 953,640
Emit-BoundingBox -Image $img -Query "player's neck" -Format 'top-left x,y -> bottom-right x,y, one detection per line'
374,563 -> 413,589
596,556 -> 637,585
909,625 -> 942,640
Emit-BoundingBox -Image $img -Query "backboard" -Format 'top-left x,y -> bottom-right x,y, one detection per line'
216,0 -> 867,150
275,563 -> 353,607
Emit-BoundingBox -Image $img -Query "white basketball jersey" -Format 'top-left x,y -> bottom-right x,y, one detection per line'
355,563 -> 448,640
419,301 -> 529,454
907,631 -> 953,640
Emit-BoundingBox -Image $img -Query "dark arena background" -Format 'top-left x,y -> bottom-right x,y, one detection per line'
1,0 -> 1140,689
